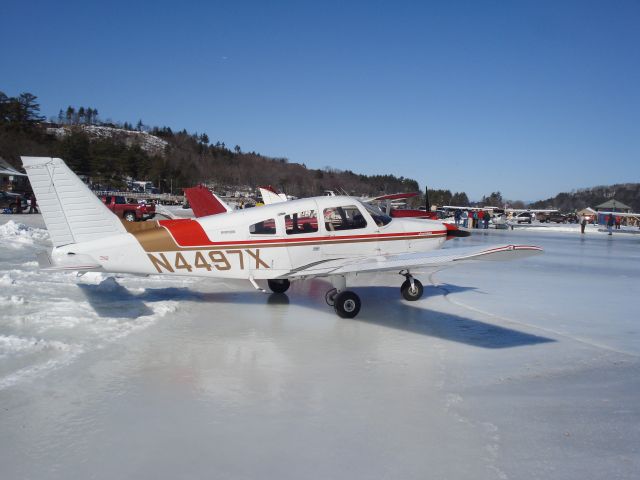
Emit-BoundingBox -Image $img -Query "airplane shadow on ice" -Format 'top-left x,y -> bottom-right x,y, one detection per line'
78,278 -> 553,349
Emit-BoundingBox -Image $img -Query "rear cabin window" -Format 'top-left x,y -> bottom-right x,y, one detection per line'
249,218 -> 276,235
285,210 -> 318,235
324,205 -> 368,231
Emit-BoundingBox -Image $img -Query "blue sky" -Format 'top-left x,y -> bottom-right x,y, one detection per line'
2,0 -> 638,200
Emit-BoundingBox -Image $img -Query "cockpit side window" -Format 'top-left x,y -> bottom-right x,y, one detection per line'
285,210 -> 318,235
323,205 -> 368,231
249,218 -> 276,235
362,202 -> 392,227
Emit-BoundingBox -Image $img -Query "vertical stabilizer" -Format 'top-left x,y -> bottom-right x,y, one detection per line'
21,156 -> 126,247
184,185 -> 232,218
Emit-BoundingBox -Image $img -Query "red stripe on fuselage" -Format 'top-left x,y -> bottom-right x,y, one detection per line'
159,219 -> 212,247
158,218 -> 446,248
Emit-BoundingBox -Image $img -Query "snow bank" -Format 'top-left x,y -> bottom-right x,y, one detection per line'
0,335 -> 74,359
0,220 -> 50,246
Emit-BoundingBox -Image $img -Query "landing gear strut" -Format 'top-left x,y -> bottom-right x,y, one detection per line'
399,271 -> 424,301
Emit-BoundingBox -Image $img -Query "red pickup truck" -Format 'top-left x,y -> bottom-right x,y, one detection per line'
101,195 -> 155,222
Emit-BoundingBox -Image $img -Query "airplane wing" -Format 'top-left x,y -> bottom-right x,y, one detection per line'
367,192 -> 420,202
282,244 -> 542,279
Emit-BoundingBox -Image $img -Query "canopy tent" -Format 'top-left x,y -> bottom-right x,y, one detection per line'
577,207 -> 597,217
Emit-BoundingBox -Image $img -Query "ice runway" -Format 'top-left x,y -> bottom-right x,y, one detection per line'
1,215 -> 638,479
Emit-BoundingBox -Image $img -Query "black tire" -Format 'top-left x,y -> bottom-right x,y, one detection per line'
401,279 -> 424,301
11,204 -> 19,214
267,279 -> 290,293
334,291 -> 361,318
124,211 -> 136,222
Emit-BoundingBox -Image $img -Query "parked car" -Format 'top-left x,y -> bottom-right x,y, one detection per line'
100,195 -> 155,222
0,191 -> 28,213
539,212 -> 578,224
514,212 -> 533,224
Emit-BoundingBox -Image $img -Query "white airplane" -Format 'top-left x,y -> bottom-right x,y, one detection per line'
23,156 -> 542,318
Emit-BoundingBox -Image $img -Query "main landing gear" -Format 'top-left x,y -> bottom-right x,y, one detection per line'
325,287 -> 361,319
322,271 -> 424,319
267,279 -> 290,294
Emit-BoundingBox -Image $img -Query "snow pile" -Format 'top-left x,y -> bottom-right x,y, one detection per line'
0,335 -> 73,359
0,220 -> 50,246
0,295 -> 25,305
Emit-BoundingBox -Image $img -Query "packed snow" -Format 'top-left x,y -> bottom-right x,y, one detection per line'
0,214 -> 638,479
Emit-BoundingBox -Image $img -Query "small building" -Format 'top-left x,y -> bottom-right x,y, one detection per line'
577,207 -> 597,222
595,199 -> 631,213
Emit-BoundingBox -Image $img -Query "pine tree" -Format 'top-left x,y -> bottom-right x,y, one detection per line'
66,106 -> 74,124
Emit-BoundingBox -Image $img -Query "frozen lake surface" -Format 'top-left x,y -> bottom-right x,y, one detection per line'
1,215 -> 638,479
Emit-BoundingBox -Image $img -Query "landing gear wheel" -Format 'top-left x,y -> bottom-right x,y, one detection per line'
124,212 -> 136,222
401,278 -> 424,301
334,291 -> 361,318
267,279 -> 290,293
325,288 -> 338,306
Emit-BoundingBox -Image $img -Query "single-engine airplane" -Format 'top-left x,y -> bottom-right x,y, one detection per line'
23,156 -> 542,318
259,186 -> 439,220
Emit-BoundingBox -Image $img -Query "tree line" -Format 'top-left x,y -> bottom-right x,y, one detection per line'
530,184 -> 640,212
0,90 -> 425,198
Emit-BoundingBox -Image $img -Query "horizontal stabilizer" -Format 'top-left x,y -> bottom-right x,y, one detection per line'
37,251 -> 101,271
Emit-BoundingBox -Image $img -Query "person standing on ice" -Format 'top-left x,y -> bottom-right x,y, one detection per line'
607,214 -> 615,235
580,215 -> 587,234
28,193 -> 38,214
454,209 -> 461,226
462,210 -> 468,228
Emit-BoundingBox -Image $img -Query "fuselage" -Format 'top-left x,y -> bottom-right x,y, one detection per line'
51,196 -> 449,279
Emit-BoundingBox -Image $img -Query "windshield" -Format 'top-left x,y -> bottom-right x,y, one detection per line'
361,202 -> 392,227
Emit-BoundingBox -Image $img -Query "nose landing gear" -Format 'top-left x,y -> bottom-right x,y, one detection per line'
399,271 -> 424,301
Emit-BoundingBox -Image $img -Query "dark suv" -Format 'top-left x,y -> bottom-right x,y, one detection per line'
0,191 -> 28,213
541,212 -> 576,223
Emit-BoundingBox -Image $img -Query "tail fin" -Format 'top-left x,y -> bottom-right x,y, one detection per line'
259,186 -> 287,205
183,185 -> 232,218
21,157 -> 126,247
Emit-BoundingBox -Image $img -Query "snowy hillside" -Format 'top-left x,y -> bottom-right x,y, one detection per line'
46,124 -> 169,156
